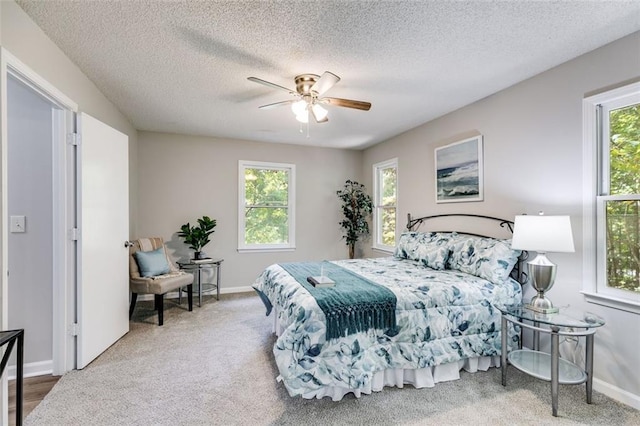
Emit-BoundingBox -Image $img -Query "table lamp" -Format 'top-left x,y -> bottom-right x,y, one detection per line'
511,213 -> 575,314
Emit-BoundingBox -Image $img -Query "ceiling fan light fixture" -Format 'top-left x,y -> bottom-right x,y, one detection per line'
249,71 -> 371,128
295,111 -> 309,123
291,99 -> 307,116
312,104 -> 328,121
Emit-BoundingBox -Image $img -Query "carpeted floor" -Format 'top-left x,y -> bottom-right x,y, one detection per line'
25,293 -> 639,425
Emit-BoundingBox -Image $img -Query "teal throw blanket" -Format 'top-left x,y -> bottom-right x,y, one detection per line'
279,261 -> 397,340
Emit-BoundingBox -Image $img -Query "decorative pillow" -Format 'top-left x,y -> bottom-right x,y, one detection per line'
394,232 -> 418,259
134,247 -> 171,278
447,236 -> 521,284
394,232 -> 456,270
446,237 -> 478,274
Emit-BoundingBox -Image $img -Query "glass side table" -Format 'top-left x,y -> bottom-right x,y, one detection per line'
497,305 -> 605,417
177,258 -> 223,307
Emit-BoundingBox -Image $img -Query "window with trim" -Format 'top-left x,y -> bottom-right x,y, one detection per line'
238,161 -> 295,251
373,158 -> 398,251
583,83 -> 640,313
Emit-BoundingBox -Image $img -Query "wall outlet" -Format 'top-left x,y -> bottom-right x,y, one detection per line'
10,215 -> 26,233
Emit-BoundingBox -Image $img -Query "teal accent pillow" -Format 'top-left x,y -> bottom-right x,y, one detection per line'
134,247 -> 170,277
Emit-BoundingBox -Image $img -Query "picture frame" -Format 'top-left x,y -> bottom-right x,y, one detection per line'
435,135 -> 483,203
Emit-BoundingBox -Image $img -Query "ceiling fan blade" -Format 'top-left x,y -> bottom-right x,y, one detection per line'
248,77 -> 296,95
323,97 -> 372,111
258,100 -> 296,110
310,106 -> 329,123
311,71 -> 340,96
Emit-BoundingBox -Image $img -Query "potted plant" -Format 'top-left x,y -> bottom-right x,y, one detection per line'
337,180 -> 373,259
178,216 -> 217,259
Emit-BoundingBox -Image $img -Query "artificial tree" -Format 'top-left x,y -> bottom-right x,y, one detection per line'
337,180 -> 373,259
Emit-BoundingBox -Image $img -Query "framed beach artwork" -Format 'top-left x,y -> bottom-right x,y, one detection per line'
435,135 -> 484,203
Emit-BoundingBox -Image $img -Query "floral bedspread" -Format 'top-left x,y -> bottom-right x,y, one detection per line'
253,256 -> 522,397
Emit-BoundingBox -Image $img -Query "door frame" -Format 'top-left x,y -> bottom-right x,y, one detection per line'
0,48 -> 79,386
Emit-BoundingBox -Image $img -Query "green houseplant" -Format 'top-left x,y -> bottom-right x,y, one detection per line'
178,216 -> 217,259
337,180 -> 373,259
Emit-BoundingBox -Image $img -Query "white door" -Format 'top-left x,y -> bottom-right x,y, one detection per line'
76,112 -> 129,369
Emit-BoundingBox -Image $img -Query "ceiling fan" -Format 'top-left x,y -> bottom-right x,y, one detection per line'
247,71 -> 371,124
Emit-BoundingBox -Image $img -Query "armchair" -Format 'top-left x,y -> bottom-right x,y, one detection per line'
129,238 -> 194,325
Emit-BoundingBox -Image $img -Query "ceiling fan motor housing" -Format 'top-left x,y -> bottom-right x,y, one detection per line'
295,74 -> 320,96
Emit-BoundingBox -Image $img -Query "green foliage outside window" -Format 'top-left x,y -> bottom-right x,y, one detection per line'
244,168 -> 289,245
606,104 -> 640,293
380,168 -> 397,246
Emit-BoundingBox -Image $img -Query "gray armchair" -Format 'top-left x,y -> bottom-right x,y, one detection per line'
129,237 -> 194,325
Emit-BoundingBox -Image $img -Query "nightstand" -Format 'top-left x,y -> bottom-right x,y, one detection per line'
497,304 -> 605,417
177,258 -> 223,307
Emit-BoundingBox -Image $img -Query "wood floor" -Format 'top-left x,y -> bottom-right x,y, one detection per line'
8,375 -> 59,426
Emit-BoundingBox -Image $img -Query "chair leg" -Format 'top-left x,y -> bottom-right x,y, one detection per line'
187,284 -> 193,312
155,294 -> 164,326
129,293 -> 138,319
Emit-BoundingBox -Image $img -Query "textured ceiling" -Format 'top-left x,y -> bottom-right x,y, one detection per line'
16,1 -> 640,149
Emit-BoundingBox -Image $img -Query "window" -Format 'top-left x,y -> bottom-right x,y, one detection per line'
583,82 -> 640,313
373,158 -> 398,252
238,161 -> 295,252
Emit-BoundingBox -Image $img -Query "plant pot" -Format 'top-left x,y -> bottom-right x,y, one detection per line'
194,251 -> 202,260
348,244 -> 355,259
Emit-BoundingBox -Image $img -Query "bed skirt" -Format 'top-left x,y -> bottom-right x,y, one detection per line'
272,308 -> 502,402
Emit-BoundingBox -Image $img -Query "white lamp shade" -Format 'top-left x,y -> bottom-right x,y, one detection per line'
291,100 -> 307,116
511,215 -> 575,253
295,111 -> 309,123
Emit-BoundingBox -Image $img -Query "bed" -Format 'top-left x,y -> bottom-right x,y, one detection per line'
253,214 -> 526,401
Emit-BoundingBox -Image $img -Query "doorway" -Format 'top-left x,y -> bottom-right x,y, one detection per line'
6,70 -> 75,377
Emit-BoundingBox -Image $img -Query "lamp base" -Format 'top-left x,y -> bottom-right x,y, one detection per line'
525,254 -> 559,314
525,293 -> 559,314
525,304 -> 559,314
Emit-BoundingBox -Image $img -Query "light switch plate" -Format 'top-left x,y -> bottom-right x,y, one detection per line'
10,215 -> 26,233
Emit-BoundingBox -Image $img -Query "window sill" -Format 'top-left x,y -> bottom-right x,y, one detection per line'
372,246 -> 394,254
581,291 -> 640,315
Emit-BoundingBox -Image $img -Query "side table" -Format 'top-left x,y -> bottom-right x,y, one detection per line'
177,259 -> 223,307
1,329 -> 24,426
497,305 -> 604,417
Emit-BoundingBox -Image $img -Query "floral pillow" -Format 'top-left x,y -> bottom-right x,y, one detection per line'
394,232 -> 456,270
447,236 -> 521,284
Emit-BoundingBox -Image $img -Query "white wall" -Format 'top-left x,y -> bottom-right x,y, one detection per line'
7,75 -> 54,365
362,32 -> 640,404
136,131 -> 362,291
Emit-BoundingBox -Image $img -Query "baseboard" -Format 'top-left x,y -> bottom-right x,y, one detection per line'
221,285 -> 254,294
593,378 -> 640,410
7,360 -> 53,380
137,286 -> 255,302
